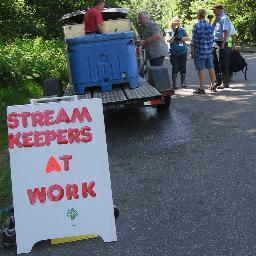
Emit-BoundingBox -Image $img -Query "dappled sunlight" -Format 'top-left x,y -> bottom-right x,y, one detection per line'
246,56 -> 256,60
174,88 -> 254,99
212,95 -> 250,103
173,51 -> 256,138
214,109 -> 247,120
248,129 -> 256,137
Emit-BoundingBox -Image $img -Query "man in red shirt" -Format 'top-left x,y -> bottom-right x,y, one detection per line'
84,0 -> 105,34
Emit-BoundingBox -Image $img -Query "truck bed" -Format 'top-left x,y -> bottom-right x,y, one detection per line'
64,76 -> 162,110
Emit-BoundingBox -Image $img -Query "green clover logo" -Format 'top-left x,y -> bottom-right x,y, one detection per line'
67,208 -> 79,220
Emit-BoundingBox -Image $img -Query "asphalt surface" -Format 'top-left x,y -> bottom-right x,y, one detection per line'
1,52 -> 256,255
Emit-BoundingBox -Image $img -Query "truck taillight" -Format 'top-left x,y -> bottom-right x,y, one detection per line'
136,47 -> 140,58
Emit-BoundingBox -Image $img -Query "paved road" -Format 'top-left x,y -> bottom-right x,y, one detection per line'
1,52 -> 256,255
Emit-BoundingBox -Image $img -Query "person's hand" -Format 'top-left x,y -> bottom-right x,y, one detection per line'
139,40 -> 147,47
221,42 -> 225,49
167,36 -> 175,43
135,40 -> 140,46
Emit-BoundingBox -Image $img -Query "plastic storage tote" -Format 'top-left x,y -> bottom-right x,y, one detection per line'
66,32 -> 138,94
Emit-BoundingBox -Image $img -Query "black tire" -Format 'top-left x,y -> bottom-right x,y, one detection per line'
157,95 -> 171,110
113,205 -> 120,220
43,78 -> 63,97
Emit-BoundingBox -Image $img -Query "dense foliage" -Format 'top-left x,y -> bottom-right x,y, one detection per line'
0,0 -> 122,40
126,0 -> 256,45
1,0 -> 255,44
0,38 -> 67,88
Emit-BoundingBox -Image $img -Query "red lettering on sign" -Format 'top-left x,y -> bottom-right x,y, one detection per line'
59,155 -> 72,171
47,184 -> 64,202
22,131 -> 34,147
82,181 -> 96,198
80,126 -> 92,143
8,132 -> 23,149
34,131 -> 46,147
46,156 -> 61,173
45,130 -> 57,146
43,110 -> 55,126
7,112 -> 19,129
55,108 -> 71,124
31,112 -> 44,127
66,184 -> 79,200
18,112 -> 31,128
8,107 -> 93,131
27,181 -> 96,205
56,129 -> 68,144
68,128 -> 81,143
71,107 -> 92,123
27,187 -> 47,205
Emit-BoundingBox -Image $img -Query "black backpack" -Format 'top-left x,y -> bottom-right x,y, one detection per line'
229,49 -> 248,80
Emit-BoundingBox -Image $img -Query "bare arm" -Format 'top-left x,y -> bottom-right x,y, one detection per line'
190,25 -> 197,58
146,33 -> 161,43
190,43 -> 195,59
221,30 -> 228,49
140,33 -> 161,46
232,34 -> 237,46
181,35 -> 189,42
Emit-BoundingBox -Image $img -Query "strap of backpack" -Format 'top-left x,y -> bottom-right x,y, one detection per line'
244,64 -> 248,80
242,63 -> 248,81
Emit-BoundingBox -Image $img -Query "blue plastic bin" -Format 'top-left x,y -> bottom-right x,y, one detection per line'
66,32 -> 138,94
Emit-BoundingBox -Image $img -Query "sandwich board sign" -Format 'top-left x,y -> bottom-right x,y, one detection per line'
7,96 -> 117,254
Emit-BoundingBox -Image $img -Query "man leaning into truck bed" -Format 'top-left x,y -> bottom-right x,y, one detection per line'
138,11 -> 168,66
84,0 -> 105,34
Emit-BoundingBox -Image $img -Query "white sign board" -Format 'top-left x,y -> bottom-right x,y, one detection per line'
7,98 -> 117,254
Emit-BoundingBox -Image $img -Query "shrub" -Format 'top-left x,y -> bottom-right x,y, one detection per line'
0,38 -> 68,88
235,15 -> 256,46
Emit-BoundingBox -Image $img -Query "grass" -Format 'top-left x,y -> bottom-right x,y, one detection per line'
0,81 -> 42,224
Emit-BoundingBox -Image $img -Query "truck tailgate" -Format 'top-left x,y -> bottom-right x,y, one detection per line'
64,76 -> 162,110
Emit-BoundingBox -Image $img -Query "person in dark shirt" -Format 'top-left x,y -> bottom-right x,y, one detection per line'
167,17 -> 189,89
84,0 -> 105,34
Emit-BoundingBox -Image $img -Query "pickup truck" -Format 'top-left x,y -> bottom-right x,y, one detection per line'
43,8 -> 174,111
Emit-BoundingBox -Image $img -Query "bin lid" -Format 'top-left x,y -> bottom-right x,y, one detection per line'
66,32 -> 134,45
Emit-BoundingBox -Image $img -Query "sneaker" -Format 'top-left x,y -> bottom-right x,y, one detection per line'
209,86 -> 217,92
193,88 -> 205,95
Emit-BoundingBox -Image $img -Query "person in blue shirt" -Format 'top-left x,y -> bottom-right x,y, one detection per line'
212,3 -> 231,89
191,9 -> 216,94
167,17 -> 189,89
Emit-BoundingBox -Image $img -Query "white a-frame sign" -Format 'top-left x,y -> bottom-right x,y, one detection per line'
7,97 -> 117,254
